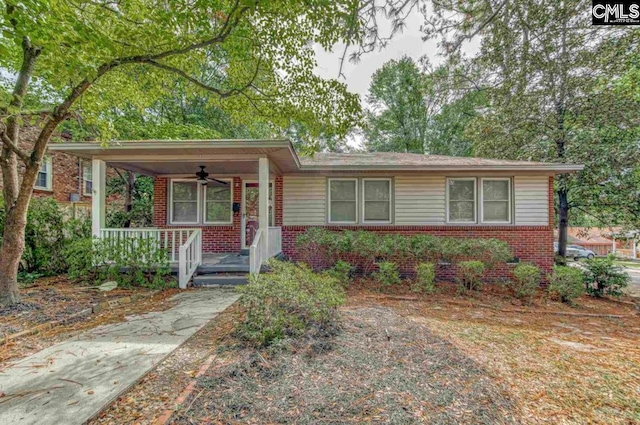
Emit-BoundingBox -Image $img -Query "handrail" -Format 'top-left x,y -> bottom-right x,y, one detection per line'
178,229 -> 202,289
249,228 -> 263,274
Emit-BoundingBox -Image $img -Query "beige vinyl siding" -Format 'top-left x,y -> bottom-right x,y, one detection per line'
282,174 -> 549,226
283,175 -> 326,225
395,175 -> 446,224
514,176 -> 549,225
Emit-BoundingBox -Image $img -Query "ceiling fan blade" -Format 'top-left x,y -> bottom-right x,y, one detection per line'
207,177 -> 229,186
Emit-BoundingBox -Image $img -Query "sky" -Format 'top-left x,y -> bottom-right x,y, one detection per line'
312,11 -> 479,149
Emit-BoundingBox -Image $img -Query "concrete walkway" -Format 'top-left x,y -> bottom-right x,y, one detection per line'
0,289 -> 240,425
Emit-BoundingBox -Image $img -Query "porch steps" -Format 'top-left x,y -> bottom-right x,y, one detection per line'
192,274 -> 248,286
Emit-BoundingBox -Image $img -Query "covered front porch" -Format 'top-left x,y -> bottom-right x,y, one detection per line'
50,140 -> 299,288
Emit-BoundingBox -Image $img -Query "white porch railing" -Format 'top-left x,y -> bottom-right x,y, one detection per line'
268,226 -> 282,258
249,226 -> 282,275
249,228 -> 264,275
178,229 -> 202,289
99,228 -> 202,288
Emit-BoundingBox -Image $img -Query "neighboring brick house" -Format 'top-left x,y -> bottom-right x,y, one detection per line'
0,126 -> 94,212
50,140 -> 584,287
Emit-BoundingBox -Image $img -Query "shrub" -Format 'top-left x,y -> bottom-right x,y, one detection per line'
547,266 -> 584,303
458,260 -> 485,291
413,262 -> 436,293
68,237 -> 174,289
294,229 -> 513,274
0,196 -> 91,277
237,260 -> 346,347
373,261 -> 401,287
583,255 -> 630,298
509,263 -> 541,302
326,260 -> 354,287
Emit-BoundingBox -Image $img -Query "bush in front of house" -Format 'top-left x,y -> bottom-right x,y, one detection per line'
547,266 -> 584,303
457,260 -> 485,292
67,237 -> 174,289
237,260 -> 346,347
373,261 -> 401,287
412,262 -> 436,293
326,260 -> 354,287
509,263 -> 541,302
295,229 -> 513,275
583,255 -> 630,298
0,196 -> 92,280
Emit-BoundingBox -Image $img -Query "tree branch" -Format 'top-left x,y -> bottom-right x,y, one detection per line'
0,127 -> 29,163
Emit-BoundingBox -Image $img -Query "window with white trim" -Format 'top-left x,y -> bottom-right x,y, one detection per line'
447,178 -> 476,223
481,178 -> 511,223
171,181 -> 199,224
328,178 -> 358,223
363,178 -> 391,223
82,162 -> 93,196
35,157 -> 53,190
204,183 -> 232,224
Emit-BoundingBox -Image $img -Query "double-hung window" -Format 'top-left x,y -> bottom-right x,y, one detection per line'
171,181 -> 199,224
446,177 -> 512,224
328,178 -> 358,223
82,162 -> 93,196
35,157 -> 53,190
204,183 -> 232,224
481,178 -> 511,223
447,178 -> 476,223
363,178 -> 392,223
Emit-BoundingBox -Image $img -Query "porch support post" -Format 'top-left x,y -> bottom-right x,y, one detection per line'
633,238 -> 637,259
259,157 -> 269,255
92,159 -> 106,238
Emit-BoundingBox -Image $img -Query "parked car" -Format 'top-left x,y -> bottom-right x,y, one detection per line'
554,242 -> 595,260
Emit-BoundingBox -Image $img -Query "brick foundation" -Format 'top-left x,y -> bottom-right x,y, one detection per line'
281,225 -> 554,282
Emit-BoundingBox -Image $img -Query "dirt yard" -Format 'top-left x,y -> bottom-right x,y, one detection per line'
86,282 -> 640,424
0,276 -> 178,369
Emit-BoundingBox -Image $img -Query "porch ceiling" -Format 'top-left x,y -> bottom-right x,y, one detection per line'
48,140 -> 300,175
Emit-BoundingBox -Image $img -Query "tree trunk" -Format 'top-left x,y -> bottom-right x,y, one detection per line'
0,204 -> 28,306
557,186 -> 569,258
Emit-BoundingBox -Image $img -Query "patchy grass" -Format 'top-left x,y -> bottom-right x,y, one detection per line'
170,306 -> 516,424
615,260 -> 640,270
350,283 -> 640,424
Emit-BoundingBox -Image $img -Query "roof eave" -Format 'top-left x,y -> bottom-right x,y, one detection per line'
299,164 -> 584,173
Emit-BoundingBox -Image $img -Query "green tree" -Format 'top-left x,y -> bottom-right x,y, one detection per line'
423,0 -> 640,256
364,56 -> 430,153
0,0 -> 363,306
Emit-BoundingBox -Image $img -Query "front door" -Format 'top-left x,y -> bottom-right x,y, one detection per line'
241,181 -> 274,249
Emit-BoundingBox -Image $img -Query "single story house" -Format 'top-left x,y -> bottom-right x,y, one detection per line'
49,140 -> 583,287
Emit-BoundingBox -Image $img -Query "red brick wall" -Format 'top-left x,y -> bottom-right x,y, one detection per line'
153,176 -> 244,252
281,225 -> 554,282
0,126 -> 93,204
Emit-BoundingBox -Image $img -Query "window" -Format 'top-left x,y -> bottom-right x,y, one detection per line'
363,178 -> 391,223
328,178 -> 357,223
204,183 -> 232,224
171,181 -> 199,224
35,157 -> 52,190
82,162 -> 93,196
447,178 -> 476,223
481,178 -> 511,223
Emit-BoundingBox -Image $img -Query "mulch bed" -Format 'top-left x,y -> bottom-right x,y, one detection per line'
0,276 -> 179,369
169,306 -> 517,424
